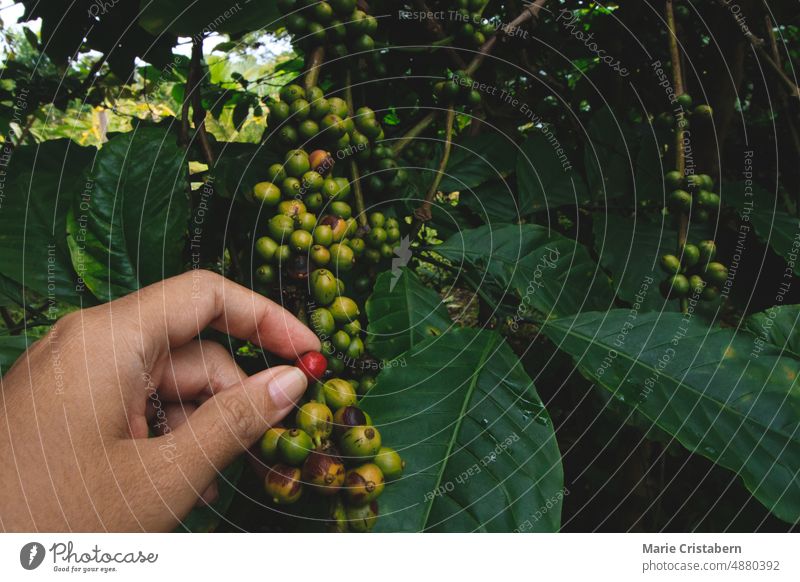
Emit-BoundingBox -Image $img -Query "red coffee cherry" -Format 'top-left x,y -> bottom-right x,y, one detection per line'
295,351 -> 328,382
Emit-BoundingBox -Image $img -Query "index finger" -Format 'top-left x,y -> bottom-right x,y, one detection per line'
115,270 -> 320,362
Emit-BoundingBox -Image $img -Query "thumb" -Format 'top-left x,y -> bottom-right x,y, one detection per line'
159,365 -> 307,493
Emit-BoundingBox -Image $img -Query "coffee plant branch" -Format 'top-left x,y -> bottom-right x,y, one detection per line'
413,0 -> 467,69
411,106 -> 456,238
304,46 -> 326,91
393,0 -> 549,157
714,0 -> 800,99
465,0 -> 549,75
345,69 -> 369,227
666,0 -> 689,314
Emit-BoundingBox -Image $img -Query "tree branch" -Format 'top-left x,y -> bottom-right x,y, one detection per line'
465,0 -> 548,75
344,70 -> 368,227
713,0 -> 799,98
411,107 -> 455,238
304,46 -> 325,90
666,0 -> 689,314
391,111 -> 437,156
412,0 -> 467,69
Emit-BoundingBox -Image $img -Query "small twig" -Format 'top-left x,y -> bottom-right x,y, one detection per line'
343,70 -> 368,227
189,38 -> 216,166
180,59 -> 195,147
713,0 -> 799,98
391,111 -> 437,156
413,0 -> 466,69
465,0 -> 548,75
411,107 -> 455,238
0,307 -> 16,329
304,46 -> 325,90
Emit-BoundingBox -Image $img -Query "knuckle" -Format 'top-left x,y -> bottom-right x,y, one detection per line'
195,269 -> 223,288
216,392 -> 258,439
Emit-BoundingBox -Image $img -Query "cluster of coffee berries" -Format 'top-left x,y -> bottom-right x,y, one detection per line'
434,70 -> 482,108
654,92 -> 713,131
267,84 -> 356,150
659,240 -> 727,301
261,353 -> 404,532
351,50 -> 389,81
360,145 -> 410,199
676,93 -> 713,122
665,170 -> 720,223
399,140 -> 434,167
444,0 -> 495,48
278,0 -> 378,55
250,147 -> 358,284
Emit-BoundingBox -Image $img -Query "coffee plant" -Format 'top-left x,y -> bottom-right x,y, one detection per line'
1,0 -> 799,532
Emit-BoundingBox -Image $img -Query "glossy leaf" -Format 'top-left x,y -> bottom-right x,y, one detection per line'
0,140 -> 94,304
439,133 -> 516,192
592,213 -> 711,311
139,0 -> 281,37
360,327 -> 563,532
746,305 -> 800,359
459,179 -> 522,223
583,106 -> 637,198
176,459 -> 243,532
0,335 -> 31,376
542,310 -> 800,523
724,181 -> 800,276
517,132 -> 588,211
365,268 -> 452,360
437,224 -> 614,318
66,126 -> 189,302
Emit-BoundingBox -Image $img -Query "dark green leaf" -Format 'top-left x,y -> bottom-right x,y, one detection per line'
517,132 -> 588,211
365,268 -> 452,360
0,274 -> 24,307
66,126 -> 189,302
0,335 -> 31,376
724,181 -> 800,276
439,133 -> 516,192
232,100 -> 250,131
746,305 -> 800,359
593,213 -> 675,311
23,27 -> 39,50
139,0 -> 281,37
583,107 -> 637,198
437,224 -> 614,318
361,327 -> 564,532
459,179 -> 526,224
0,140 -> 95,304
176,458 -> 243,532
543,310 -> 800,523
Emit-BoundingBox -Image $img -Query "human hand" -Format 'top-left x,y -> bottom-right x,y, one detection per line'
0,270 -> 320,531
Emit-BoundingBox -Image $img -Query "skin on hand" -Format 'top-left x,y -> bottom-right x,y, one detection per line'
0,270 -> 320,532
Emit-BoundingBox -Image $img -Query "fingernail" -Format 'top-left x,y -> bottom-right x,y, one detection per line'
268,367 -> 308,409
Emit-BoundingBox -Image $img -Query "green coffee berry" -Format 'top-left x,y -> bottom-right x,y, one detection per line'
374,446 -> 405,480
277,428 -> 314,466
322,378 -> 358,410
259,427 -> 286,463
346,501 -> 379,532
296,402 -> 334,441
